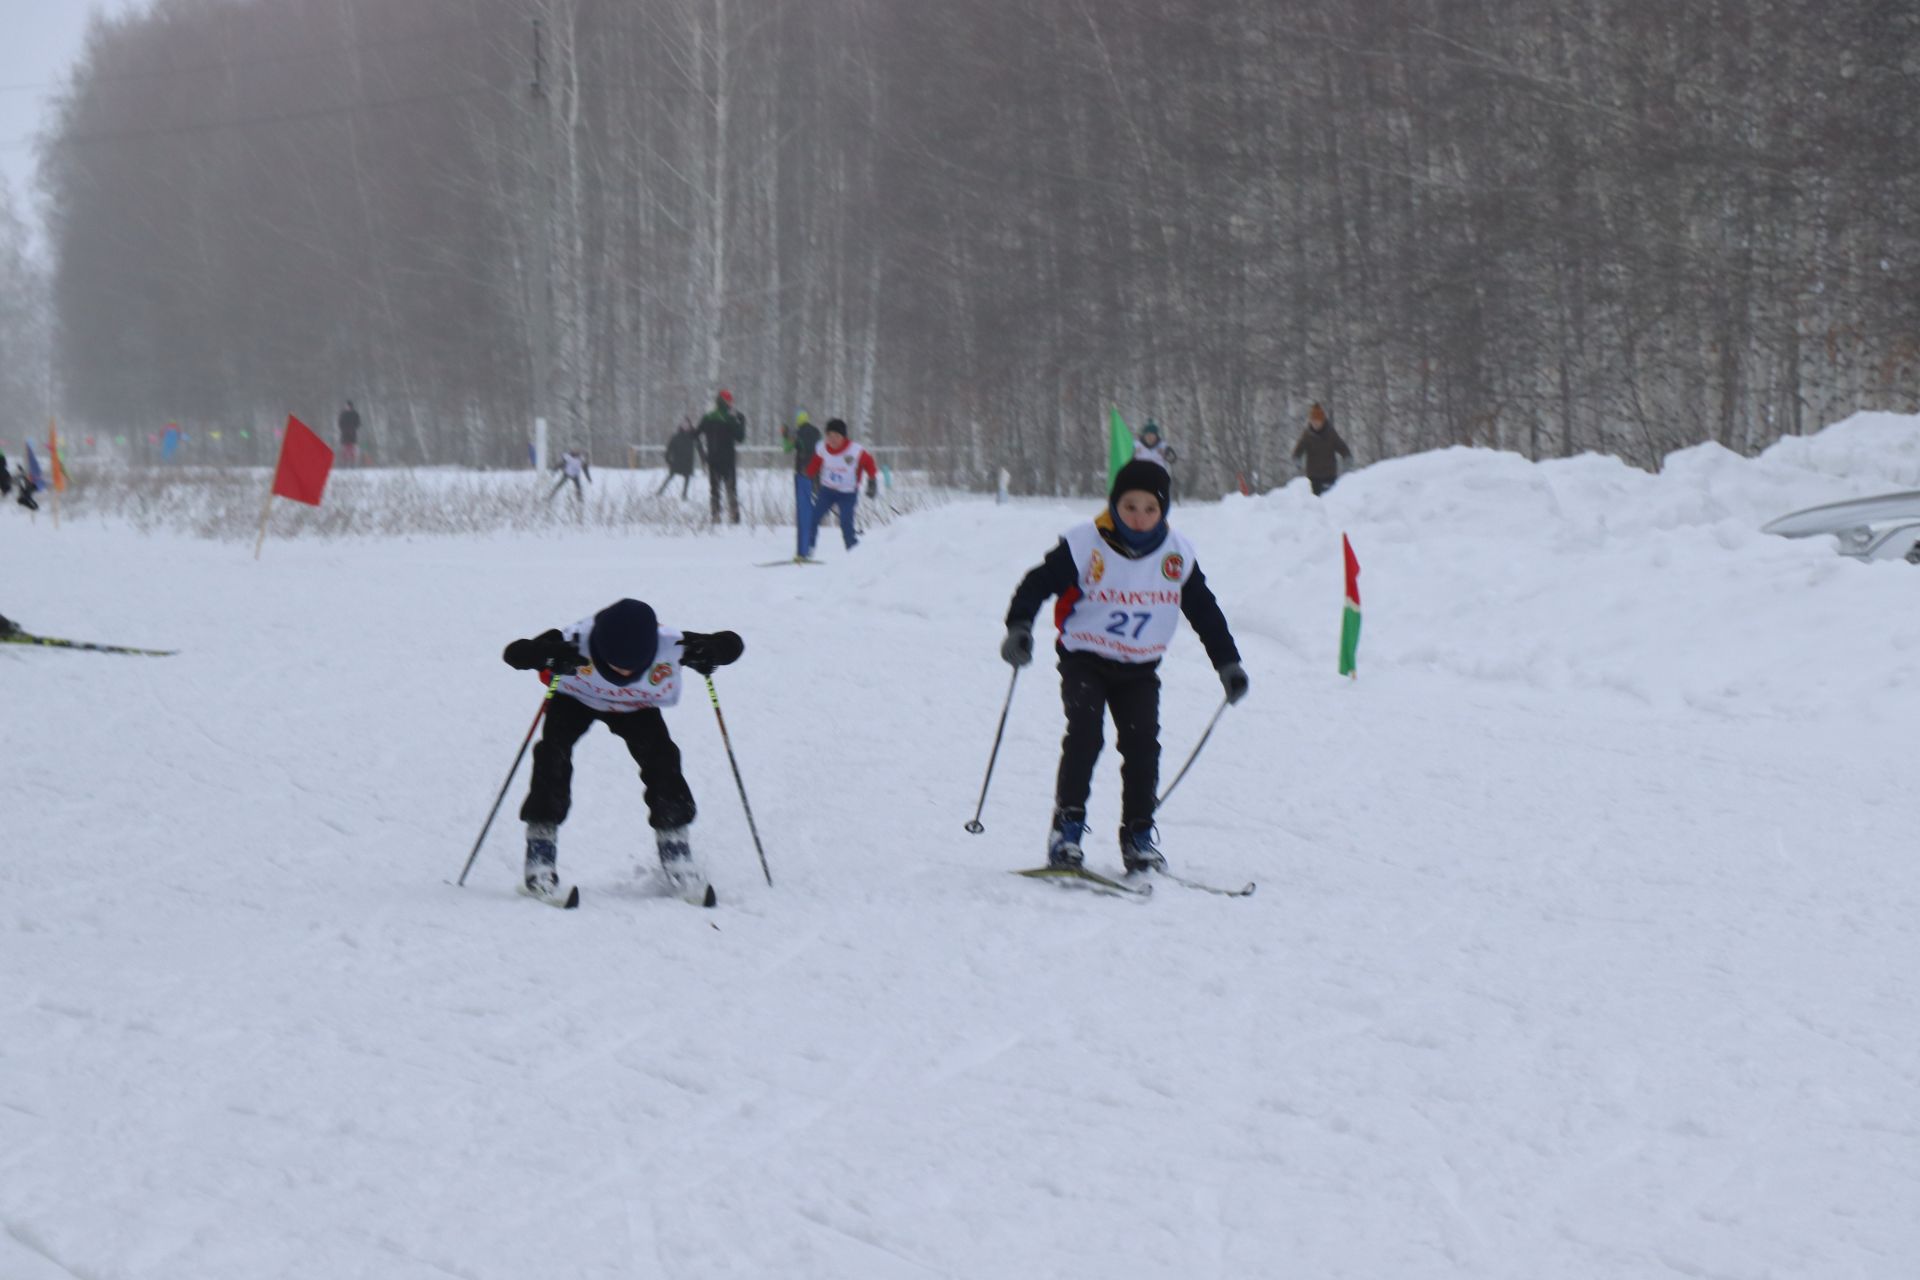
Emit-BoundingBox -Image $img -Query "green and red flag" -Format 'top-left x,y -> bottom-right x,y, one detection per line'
1107,406 -> 1134,490
1339,533 -> 1361,678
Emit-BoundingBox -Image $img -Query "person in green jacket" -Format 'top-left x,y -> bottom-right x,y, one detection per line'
697,390 -> 747,524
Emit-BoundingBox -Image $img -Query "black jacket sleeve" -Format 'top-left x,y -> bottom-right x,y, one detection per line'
1005,539 -> 1078,629
1180,564 -> 1241,669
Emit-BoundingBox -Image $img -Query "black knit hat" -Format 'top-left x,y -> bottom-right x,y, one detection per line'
1109,459 -> 1171,513
587,598 -> 659,686
825,418 -> 848,438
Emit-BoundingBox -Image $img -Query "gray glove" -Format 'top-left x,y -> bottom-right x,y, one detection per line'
1001,625 -> 1034,668
1218,661 -> 1249,704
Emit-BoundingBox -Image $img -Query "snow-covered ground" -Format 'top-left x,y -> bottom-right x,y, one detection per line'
5,413 -> 1918,1279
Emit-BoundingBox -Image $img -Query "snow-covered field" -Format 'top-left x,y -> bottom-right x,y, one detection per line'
5,413 -> 1918,1279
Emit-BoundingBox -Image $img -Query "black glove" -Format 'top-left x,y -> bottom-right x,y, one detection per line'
1218,661 -> 1249,705
866,477 -> 878,499
503,632 -> 581,672
1001,625 -> 1033,668
681,630 -> 745,676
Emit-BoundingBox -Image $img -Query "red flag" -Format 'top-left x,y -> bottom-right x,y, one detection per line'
271,415 -> 334,506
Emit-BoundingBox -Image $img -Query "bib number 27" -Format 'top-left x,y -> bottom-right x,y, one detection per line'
1105,611 -> 1152,639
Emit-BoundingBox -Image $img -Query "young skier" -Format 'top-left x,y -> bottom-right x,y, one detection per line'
801,418 -> 878,558
1001,459 -> 1248,875
549,447 -> 592,502
501,598 -> 744,905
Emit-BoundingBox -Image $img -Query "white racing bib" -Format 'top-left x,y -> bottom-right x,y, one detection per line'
553,616 -> 685,711
1054,521 -> 1196,662
814,441 -> 869,493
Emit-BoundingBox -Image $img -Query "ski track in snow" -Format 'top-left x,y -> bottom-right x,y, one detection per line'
5,415 -> 1920,1277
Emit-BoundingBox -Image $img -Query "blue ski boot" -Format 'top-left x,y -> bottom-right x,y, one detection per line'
1047,806 -> 1088,870
524,821 -> 560,896
656,826 -> 715,905
1119,821 -> 1166,875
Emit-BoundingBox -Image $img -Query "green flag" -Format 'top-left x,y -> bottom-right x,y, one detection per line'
1107,406 -> 1134,490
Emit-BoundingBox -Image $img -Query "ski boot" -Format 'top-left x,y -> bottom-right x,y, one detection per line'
523,822 -> 560,896
1119,820 -> 1167,876
655,826 -> 717,907
1047,806 -> 1088,870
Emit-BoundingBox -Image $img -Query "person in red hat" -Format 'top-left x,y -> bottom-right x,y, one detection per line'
697,390 -> 747,524
1291,402 -> 1352,496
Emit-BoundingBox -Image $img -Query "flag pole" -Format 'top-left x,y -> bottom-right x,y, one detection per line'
253,491 -> 274,559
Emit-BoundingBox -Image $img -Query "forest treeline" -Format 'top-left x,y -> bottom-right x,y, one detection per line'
31,0 -> 1920,492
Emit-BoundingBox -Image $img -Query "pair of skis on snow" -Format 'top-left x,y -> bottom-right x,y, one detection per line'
1014,865 -> 1255,899
517,875 -> 717,911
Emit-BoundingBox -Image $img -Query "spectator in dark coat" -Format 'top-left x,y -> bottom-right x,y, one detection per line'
338,401 -> 362,467
1291,402 -> 1352,496
696,390 -> 747,524
658,419 -> 698,497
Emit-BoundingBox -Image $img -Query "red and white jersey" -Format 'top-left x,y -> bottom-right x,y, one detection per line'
812,440 -> 871,493
551,614 -> 685,711
1052,520 -> 1197,663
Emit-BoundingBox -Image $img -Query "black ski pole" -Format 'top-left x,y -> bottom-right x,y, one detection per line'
964,667 -> 1019,834
705,674 -> 773,886
1156,695 -> 1229,809
456,675 -> 560,887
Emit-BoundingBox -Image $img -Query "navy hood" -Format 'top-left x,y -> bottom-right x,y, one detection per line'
587,598 -> 659,686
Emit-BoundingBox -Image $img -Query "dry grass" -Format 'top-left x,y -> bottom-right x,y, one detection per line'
41,465 -> 944,541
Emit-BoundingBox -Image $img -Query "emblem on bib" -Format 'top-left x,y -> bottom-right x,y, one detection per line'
649,662 -> 673,686
1089,549 -> 1106,585
1161,552 -> 1184,581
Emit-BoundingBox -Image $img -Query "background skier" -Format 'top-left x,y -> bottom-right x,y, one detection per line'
801,418 -> 878,558
550,447 -> 592,502
783,410 -> 822,557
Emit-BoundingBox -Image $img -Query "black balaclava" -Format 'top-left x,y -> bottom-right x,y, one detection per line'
1107,459 -> 1171,556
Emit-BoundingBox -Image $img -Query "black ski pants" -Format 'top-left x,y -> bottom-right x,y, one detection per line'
519,694 -> 696,830
1054,650 -> 1160,828
709,466 -> 740,523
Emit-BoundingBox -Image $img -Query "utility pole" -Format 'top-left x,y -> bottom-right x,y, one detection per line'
528,16 -> 553,474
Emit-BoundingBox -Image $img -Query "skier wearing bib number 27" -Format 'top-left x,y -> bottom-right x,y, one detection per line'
1001,460 -> 1249,875
501,599 -> 744,906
